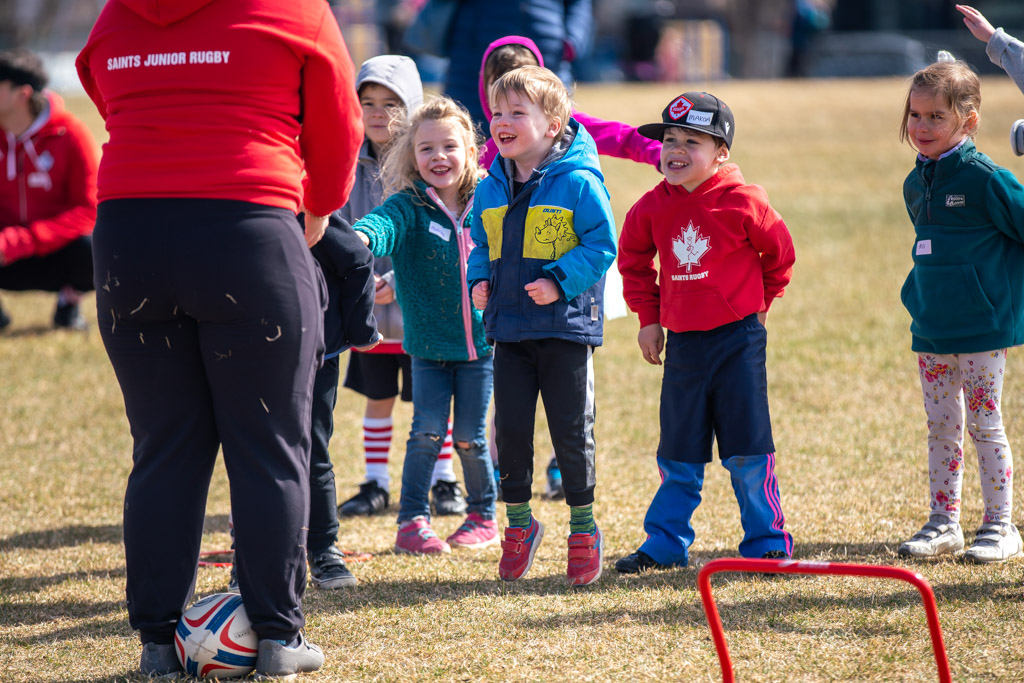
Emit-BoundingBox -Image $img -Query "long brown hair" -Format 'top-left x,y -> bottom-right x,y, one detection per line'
379,96 -> 482,211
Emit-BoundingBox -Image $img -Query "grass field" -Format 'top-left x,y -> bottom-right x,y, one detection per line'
4,77 -> 1024,682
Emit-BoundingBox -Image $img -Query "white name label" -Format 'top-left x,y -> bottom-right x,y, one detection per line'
915,239 -> 932,256
428,221 -> 451,242
686,110 -> 713,126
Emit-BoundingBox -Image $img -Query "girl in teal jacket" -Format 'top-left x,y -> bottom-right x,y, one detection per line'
354,97 -> 498,556
897,58 -> 1024,564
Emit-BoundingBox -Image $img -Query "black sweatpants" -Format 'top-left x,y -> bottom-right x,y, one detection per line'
0,234 -> 94,292
93,198 -> 324,644
493,339 -> 596,507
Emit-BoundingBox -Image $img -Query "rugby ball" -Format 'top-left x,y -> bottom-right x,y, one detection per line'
175,592 -> 258,678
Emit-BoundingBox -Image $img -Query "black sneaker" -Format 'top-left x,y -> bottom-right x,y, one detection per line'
0,304 -> 10,331
338,480 -> 389,517
614,550 -> 679,574
228,553 -> 239,592
431,479 -> 467,516
53,301 -> 87,330
761,550 -> 790,559
308,546 -> 357,589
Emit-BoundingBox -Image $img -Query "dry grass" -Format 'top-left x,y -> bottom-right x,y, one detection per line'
4,77 -> 1024,682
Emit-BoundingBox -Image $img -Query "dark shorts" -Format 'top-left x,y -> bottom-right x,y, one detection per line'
658,314 -> 775,463
344,351 -> 412,401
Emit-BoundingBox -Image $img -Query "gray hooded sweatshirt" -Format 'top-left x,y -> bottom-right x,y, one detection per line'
335,55 -> 423,343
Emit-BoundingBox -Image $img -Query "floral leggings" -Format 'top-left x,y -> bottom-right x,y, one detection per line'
918,350 -> 1013,524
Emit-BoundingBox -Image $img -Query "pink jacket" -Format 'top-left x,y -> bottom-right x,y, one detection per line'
477,36 -> 661,170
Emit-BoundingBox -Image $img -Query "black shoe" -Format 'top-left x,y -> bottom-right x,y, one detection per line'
431,479 -> 467,516
761,550 -> 790,559
53,301 -> 87,330
228,551 -> 239,592
338,480 -> 389,517
0,304 -> 10,331
308,546 -> 357,589
614,550 -> 678,574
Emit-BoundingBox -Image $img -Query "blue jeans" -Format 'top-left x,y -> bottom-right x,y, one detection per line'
397,355 -> 496,523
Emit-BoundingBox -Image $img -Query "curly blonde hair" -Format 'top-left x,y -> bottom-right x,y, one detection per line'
380,96 -> 482,210
899,59 -> 981,147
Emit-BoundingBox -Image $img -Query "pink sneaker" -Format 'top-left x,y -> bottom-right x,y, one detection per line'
498,517 -> 544,581
446,512 -> 499,549
395,516 -> 451,555
566,526 -> 603,586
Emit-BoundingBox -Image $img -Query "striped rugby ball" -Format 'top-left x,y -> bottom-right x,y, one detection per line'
175,592 -> 258,679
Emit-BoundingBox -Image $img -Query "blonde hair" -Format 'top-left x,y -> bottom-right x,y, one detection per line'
380,96 -> 481,210
489,65 -> 572,137
899,60 -> 981,146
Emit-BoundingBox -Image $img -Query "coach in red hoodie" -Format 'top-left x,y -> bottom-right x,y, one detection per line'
76,0 -> 363,677
0,49 -> 97,331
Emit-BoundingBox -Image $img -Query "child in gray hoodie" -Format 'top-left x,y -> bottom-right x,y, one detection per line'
957,4 -> 1024,154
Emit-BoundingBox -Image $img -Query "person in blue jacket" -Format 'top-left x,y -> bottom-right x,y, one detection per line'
442,0 -> 592,128
468,66 -> 615,586
897,57 -> 1024,564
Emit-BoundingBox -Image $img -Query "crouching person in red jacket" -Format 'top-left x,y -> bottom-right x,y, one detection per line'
0,49 -> 98,330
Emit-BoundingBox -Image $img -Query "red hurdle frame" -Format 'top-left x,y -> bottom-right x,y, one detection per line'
696,558 -> 951,683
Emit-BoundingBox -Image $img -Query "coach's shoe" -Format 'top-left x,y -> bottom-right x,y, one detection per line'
53,300 -> 87,330
140,642 -> 184,678
567,526 -> 603,586
338,480 -> 389,517
1012,119 -> 1024,157
431,479 -> 467,516
308,546 -> 357,589
395,516 -> 451,555
544,458 -> 565,500
964,522 -> 1024,564
499,517 -> 544,581
254,633 -> 324,680
898,514 -> 964,558
614,549 -> 681,574
446,512 -> 499,549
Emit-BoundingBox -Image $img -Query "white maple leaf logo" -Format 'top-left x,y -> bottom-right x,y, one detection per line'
671,221 -> 710,272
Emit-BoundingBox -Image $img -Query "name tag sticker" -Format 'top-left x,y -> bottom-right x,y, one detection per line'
915,239 -> 932,256
428,221 -> 451,242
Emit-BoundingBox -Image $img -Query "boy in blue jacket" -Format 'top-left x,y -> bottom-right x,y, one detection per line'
468,65 -> 616,586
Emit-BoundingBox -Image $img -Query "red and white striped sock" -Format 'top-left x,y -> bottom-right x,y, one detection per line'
431,419 -> 456,485
363,416 -> 392,488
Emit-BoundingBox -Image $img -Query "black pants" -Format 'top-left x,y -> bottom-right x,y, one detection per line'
93,198 -> 324,643
308,354 -> 340,553
493,339 -> 596,507
0,235 -> 94,292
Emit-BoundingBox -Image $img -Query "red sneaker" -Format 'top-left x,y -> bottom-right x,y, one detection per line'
498,517 -> 544,581
566,526 -> 603,586
446,512 -> 499,549
395,516 -> 451,555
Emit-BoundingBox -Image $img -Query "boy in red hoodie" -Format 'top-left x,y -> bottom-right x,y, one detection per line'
616,92 -> 795,573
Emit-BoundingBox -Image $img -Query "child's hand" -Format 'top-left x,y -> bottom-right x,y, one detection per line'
374,275 -> 395,305
956,5 -> 996,43
638,324 -> 665,366
304,212 -> 329,248
354,336 -> 380,352
757,311 -> 767,326
472,281 -> 490,309
525,278 -> 559,305
356,231 -> 370,247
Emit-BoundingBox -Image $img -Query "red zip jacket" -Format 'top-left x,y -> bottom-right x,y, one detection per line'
0,92 -> 99,264
618,164 -> 795,333
75,0 -> 363,217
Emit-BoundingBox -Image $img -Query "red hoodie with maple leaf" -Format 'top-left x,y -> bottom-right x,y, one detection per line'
75,0 -> 363,218
618,163 -> 795,333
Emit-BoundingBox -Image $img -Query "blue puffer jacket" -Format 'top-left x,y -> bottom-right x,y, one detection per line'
443,0 -> 592,127
354,183 -> 491,362
467,118 -> 616,346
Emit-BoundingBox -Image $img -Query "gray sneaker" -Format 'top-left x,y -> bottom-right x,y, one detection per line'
308,546 -> 357,589
139,642 -> 183,678
254,633 -> 324,680
964,522 -> 1024,564
898,514 -> 964,558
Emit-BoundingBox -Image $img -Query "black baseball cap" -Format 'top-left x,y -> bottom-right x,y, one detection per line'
638,91 -> 734,148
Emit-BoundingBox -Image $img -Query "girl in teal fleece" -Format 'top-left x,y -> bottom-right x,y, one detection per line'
354,97 -> 498,555
897,58 -> 1024,564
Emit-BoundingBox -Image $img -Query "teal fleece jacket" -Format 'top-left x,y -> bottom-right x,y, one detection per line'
354,183 -> 492,362
901,140 -> 1024,354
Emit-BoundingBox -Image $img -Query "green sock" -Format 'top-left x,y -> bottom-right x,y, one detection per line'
506,502 -> 532,528
569,504 -> 596,535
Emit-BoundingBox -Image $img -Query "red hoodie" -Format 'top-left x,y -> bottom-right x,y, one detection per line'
75,0 -> 363,217
618,164 -> 795,333
0,92 -> 99,264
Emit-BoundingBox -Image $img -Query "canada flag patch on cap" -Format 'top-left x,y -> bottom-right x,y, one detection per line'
668,95 -> 693,121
